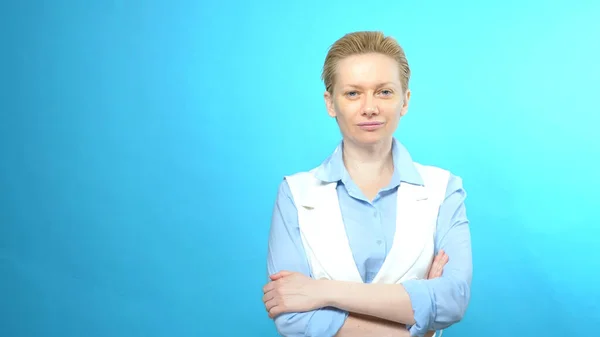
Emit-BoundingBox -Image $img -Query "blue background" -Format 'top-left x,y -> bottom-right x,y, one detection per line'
2,0 -> 599,336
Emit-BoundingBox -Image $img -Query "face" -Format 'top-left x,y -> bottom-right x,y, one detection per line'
324,52 -> 410,147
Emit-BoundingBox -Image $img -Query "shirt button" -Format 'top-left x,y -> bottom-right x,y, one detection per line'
373,211 -> 378,217
376,240 -> 383,245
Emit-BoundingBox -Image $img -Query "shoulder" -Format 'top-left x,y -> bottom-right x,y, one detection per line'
272,167 -> 321,206
413,162 -> 452,186
284,168 -> 320,185
282,168 -> 325,206
412,162 -> 465,199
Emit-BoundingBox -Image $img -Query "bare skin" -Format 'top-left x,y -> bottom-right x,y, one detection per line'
264,251 -> 449,336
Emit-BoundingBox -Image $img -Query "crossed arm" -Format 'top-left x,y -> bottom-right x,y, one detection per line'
265,252 -> 449,337
264,175 -> 472,337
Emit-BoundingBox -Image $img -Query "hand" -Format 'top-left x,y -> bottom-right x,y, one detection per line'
422,251 -> 448,337
427,250 -> 449,279
262,271 -> 326,318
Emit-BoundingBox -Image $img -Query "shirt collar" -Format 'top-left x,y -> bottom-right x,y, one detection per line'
314,137 -> 424,187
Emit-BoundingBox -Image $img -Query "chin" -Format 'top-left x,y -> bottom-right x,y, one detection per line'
350,132 -> 390,146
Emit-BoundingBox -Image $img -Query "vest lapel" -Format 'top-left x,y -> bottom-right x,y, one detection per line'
372,182 -> 435,283
296,182 -> 364,283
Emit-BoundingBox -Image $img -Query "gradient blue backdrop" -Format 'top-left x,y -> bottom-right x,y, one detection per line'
1,1 -> 599,336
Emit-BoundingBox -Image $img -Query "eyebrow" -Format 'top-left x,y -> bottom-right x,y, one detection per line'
345,82 -> 397,89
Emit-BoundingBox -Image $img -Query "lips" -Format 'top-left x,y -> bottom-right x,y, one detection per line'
357,121 -> 384,126
357,121 -> 385,131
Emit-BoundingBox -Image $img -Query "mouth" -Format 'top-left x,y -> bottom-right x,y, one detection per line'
358,121 -> 384,126
357,121 -> 385,131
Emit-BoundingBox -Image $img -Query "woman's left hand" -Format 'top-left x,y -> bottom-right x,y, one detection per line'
262,271 -> 327,318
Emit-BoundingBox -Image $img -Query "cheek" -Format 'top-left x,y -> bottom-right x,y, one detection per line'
334,101 -> 358,120
385,101 -> 405,117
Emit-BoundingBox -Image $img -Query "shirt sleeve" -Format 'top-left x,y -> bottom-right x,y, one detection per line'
266,178 -> 349,337
401,173 -> 473,337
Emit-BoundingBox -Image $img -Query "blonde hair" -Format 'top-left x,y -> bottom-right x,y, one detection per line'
321,31 -> 411,94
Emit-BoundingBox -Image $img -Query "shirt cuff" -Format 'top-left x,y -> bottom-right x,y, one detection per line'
403,279 -> 434,337
305,307 -> 349,337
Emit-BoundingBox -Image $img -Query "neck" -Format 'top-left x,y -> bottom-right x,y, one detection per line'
342,137 -> 394,182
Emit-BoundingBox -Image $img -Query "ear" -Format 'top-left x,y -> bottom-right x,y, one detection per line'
324,91 -> 336,118
399,89 -> 411,117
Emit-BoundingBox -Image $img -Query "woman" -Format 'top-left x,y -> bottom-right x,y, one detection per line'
263,31 -> 472,337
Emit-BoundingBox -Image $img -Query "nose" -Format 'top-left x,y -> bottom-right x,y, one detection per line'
364,107 -> 378,117
362,97 -> 379,117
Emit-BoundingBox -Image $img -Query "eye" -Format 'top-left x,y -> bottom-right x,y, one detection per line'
345,91 -> 359,98
379,89 -> 393,96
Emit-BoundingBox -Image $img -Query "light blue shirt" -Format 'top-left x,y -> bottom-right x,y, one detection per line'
266,138 -> 472,337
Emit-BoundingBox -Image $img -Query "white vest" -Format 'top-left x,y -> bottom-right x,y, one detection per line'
285,162 -> 449,336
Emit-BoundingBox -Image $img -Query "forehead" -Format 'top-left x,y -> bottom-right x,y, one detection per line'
334,53 -> 401,87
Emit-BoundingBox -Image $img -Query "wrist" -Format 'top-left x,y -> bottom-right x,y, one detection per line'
316,279 -> 339,307
318,279 -> 350,308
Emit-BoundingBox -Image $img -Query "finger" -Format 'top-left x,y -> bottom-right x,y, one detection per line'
269,271 -> 293,280
434,251 -> 447,264
428,253 -> 447,279
428,262 -> 442,279
264,297 -> 277,311
262,291 -> 275,304
439,253 -> 449,268
436,254 -> 448,271
433,254 -> 449,278
277,271 -> 294,277
263,282 -> 275,293
434,261 -> 444,277
263,288 -> 279,302
268,303 -> 285,319
428,256 -> 442,278
431,250 -> 444,264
